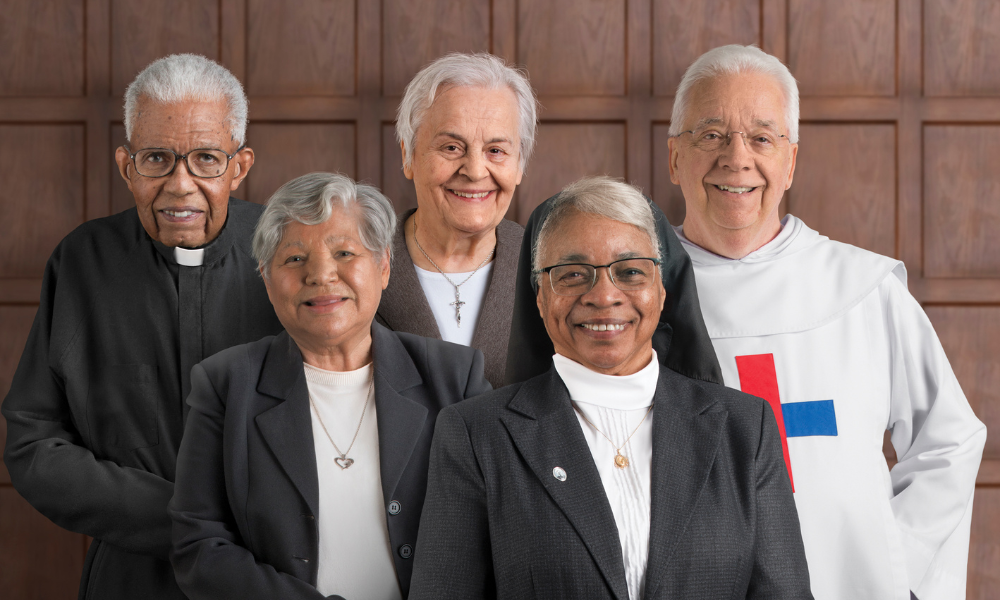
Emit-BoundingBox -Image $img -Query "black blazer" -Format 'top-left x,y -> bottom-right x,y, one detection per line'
169,324 -> 491,600
410,365 -> 813,600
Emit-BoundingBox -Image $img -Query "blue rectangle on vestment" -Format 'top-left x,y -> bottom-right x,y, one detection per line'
783,399 -> 838,437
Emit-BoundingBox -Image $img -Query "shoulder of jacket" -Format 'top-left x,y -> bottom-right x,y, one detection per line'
448,382 -> 522,420
200,335 -> 274,378
393,329 -> 478,364
56,209 -> 142,263
661,367 -> 765,418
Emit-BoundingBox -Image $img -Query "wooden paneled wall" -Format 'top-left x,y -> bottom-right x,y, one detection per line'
1,0 -> 998,597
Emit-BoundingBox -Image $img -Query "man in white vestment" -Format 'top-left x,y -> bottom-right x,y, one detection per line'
666,45 -> 986,600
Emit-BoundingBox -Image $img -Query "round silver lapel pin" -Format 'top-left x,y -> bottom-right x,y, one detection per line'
552,466 -> 567,482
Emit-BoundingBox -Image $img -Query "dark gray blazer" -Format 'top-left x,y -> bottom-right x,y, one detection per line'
169,324 -> 491,600
375,209 -> 523,388
410,365 -> 813,600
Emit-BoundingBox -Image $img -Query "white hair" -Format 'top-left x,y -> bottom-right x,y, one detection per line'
396,52 -> 539,172
669,45 -> 799,143
124,54 -> 248,145
533,177 -> 661,281
253,172 -> 396,278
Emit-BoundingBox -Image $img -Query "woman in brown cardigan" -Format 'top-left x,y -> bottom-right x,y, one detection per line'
376,52 -> 539,388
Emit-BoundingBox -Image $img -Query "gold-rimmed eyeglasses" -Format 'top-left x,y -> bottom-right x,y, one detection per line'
534,258 -> 661,296
125,146 -> 244,178
676,128 -> 790,157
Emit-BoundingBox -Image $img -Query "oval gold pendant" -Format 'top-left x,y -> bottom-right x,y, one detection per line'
614,453 -> 629,469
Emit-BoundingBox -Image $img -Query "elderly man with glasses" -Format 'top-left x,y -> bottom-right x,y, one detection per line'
667,45 -> 985,600
2,54 -> 282,599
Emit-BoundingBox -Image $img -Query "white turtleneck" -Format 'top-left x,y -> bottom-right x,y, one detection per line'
552,351 -> 659,600
303,362 -> 402,600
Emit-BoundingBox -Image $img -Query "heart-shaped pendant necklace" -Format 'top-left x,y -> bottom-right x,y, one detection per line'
310,376 -> 374,470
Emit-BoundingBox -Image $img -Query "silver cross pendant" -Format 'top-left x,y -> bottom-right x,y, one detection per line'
449,290 -> 466,327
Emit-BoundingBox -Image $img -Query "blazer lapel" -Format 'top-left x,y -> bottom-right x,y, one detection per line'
370,323 -> 428,505
468,219 -> 519,351
643,370 -> 727,598
500,369 -> 630,600
255,332 -> 321,518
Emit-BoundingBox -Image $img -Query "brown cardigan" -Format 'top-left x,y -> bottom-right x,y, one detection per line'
375,209 -> 524,389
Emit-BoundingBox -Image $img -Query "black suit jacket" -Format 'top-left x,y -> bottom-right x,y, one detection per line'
169,324 -> 491,600
2,199 -> 281,600
410,365 -> 812,600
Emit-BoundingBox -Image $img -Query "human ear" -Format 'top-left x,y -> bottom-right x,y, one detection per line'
114,146 -> 135,192
230,147 -> 255,191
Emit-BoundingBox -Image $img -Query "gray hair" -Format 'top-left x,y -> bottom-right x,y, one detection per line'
533,177 -> 661,282
396,52 -> 539,172
669,44 -> 800,143
253,172 -> 397,278
124,54 -> 249,145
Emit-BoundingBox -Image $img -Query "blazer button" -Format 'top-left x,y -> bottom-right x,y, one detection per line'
398,544 -> 413,559
388,500 -> 401,515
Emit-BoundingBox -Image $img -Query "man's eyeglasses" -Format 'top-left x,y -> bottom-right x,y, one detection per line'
676,128 -> 790,157
534,258 -> 661,296
125,146 -> 244,178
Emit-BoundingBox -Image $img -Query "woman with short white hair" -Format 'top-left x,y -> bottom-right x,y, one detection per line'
169,172 -> 490,600
376,52 -> 539,388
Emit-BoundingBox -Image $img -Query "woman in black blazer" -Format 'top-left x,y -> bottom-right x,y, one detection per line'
169,173 -> 490,600
409,177 -> 812,599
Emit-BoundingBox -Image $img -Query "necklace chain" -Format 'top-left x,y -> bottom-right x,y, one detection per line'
412,216 -> 495,327
309,374 -> 374,470
575,402 -> 654,469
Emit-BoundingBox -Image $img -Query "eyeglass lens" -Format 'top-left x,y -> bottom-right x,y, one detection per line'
687,129 -> 787,156
548,258 -> 657,296
132,148 -> 231,178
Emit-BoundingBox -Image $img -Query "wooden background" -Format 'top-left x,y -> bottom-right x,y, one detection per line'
1,0 -> 998,597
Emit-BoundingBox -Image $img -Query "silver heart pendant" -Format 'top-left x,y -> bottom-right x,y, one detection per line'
334,456 -> 354,470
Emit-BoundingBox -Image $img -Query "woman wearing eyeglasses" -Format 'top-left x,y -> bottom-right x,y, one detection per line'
409,177 -> 813,600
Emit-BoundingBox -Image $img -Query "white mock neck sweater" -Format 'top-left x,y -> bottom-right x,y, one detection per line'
553,352 -> 658,600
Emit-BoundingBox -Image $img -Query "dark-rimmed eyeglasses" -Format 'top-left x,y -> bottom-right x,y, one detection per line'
534,258 -> 661,296
125,145 -> 244,178
676,128 -> 789,157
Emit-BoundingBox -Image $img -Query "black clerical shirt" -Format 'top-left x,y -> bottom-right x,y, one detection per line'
2,198 -> 283,600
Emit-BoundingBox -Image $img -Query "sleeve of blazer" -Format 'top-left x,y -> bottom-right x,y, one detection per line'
2,250 -> 174,558
747,401 -> 814,599
409,406 -> 496,600
169,364 -> 338,600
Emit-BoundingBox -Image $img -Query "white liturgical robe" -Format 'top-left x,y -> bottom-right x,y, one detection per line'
679,215 -> 986,600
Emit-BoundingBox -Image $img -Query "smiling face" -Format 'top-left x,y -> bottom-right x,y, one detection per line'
668,72 -> 798,258
403,85 -> 524,237
114,97 -> 254,248
263,206 -> 390,363
535,210 -> 665,376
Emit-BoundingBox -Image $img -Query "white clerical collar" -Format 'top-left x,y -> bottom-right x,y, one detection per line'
553,351 -> 658,410
174,246 -> 205,267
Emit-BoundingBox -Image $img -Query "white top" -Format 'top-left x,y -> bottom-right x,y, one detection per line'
678,215 -> 986,600
303,362 -> 402,600
414,262 -> 493,346
174,246 -> 204,266
553,351 -> 658,600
